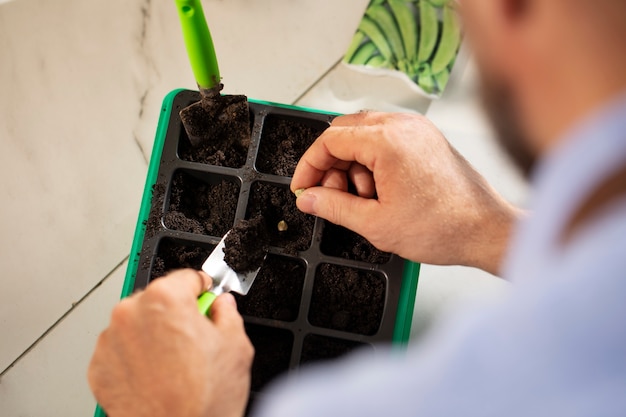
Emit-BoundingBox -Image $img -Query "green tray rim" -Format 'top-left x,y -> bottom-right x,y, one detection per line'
94,88 -> 419,417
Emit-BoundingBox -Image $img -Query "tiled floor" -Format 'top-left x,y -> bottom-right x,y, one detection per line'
0,0 -> 525,415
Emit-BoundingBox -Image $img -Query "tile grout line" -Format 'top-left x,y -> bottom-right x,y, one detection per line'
0,256 -> 129,378
290,57 -> 343,106
133,133 -> 150,165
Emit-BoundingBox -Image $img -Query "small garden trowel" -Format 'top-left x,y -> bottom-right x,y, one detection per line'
197,232 -> 263,315
175,0 -> 249,147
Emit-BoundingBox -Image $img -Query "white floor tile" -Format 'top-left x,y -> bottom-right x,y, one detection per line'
0,0 -> 147,371
0,260 -> 126,417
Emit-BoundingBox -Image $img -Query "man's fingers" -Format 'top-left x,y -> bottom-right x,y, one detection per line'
330,111 -> 386,127
320,168 -> 349,191
296,187 -> 380,235
291,125 -> 380,192
348,163 -> 376,198
144,269 -> 213,305
211,293 -> 245,332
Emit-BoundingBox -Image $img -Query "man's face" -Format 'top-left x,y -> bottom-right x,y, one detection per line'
461,0 -> 537,178
478,62 -> 537,178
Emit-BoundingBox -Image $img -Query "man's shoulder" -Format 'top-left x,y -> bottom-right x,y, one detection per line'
561,163 -> 626,244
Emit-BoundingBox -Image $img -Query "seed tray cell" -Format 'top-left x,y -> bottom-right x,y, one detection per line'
246,181 -> 314,253
150,238 -> 215,281
309,263 -> 386,336
234,254 -> 306,322
256,114 -> 329,176
164,170 -> 240,237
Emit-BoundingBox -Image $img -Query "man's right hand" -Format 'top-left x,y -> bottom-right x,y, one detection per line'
291,112 -> 520,276
88,269 -> 253,417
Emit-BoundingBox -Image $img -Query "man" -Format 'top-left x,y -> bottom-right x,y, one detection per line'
88,0 -> 626,416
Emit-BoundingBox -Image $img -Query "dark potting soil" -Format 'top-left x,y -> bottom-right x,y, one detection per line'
164,171 -> 239,237
234,255 -> 305,321
144,183 -> 166,240
256,116 -> 329,177
309,263 -> 385,336
245,324 -> 293,392
178,89 -> 251,168
321,221 -> 391,264
223,217 -> 269,273
300,334 -> 370,365
246,182 -> 314,254
150,239 -> 214,281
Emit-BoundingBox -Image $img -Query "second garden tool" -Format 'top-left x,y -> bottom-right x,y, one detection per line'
175,0 -> 250,148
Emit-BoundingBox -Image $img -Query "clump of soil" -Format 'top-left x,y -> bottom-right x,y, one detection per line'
178,88 -> 251,168
300,334 -> 370,365
223,217 -> 269,273
150,239 -> 213,281
309,263 -> 385,336
256,116 -> 329,176
234,255 -> 305,321
164,171 -> 239,237
321,222 -> 391,264
246,182 -> 313,254
245,324 -> 293,392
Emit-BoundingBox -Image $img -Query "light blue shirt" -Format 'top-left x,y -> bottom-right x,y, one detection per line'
254,91 -> 626,417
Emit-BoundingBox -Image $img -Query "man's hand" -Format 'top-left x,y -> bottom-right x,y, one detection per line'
291,112 -> 520,275
88,269 -> 254,417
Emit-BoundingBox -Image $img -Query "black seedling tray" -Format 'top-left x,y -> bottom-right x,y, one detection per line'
96,89 -> 420,416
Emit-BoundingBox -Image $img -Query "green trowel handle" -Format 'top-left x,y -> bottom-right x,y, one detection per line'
197,291 -> 217,316
175,0 -> 220,89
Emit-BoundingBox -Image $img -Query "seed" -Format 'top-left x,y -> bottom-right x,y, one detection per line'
294,188 -> 306,198
277,220 -> 288,232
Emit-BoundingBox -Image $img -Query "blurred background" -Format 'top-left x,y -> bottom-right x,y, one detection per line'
0,0 -> 526,415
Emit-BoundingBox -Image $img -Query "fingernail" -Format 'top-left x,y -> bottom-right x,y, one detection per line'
221,293 -> 237,307
296,191 -> 317,214
199,271 -> 213,291
294,188 -> 306,198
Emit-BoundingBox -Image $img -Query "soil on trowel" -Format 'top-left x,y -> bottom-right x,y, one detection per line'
246,182 -> 314,254
321,221 -> 391,264
234,255 -> 305,321
300,334 -> 370,365
178,87 -> 251,168
223,217 -> 269,273
150,239 -> 213,281
245,324 -> 293,392
164,171 -> 239,237
256,116 -> 329,176
309,263 -> 385,336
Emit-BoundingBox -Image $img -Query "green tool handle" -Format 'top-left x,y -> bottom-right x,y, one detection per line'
197,291 -> 217,316
175,0 -> 220,89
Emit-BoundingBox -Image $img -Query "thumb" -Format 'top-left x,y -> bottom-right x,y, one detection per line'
211,293 -> 244,332
296,187 -> 379,235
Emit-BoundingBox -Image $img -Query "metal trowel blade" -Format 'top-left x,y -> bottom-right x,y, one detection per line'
201,231 -> 262,296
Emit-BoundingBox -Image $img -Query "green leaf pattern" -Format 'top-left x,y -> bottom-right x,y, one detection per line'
343,0 -> 462,95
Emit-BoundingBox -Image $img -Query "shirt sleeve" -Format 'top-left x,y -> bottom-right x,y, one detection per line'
252,206 -> 626,417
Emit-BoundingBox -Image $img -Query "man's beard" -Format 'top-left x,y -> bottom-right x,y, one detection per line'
479,72 -> 537,178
